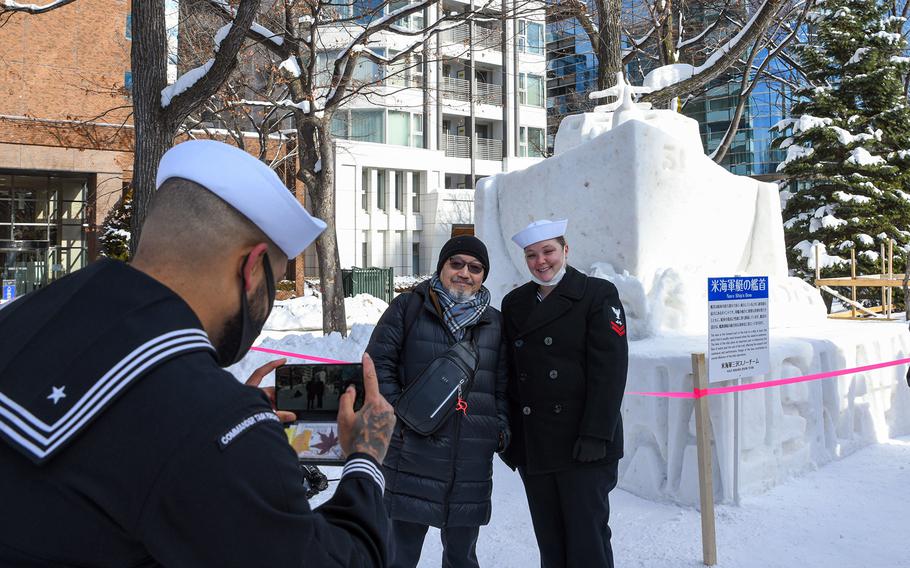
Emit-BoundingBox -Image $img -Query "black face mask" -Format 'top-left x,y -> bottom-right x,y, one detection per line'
216,252 -> 276,368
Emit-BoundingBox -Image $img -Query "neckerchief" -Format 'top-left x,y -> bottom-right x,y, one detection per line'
430,276 -> 490,340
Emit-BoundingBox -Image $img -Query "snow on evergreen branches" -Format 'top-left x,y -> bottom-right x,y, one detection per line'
771,0 -> 910,296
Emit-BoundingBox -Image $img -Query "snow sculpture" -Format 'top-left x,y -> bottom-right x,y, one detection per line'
477,73 -> 826,338
475,74 -> 910,505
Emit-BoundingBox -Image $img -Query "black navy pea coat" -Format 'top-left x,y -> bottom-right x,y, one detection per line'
366,280 -> 510,528
500,265 -> 628,475
0,260 -> 388,567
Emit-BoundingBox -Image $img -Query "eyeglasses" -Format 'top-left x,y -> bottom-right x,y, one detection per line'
448,257 -> 484,275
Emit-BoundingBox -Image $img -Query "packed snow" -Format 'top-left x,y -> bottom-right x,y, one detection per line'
846,147 -> 886,167
263,293 -> 388,332
279,56 -> 302,78
161,59 -> 214,107
233,322 -> 910,568
351,436 -> 909,567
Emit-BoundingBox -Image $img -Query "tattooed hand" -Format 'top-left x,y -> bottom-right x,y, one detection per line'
338,353 -> 395,464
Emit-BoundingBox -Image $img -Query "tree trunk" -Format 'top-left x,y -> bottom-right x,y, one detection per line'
595,0 -> 623,91
297,118 -> 347,336
130,0 -> 173,256
657,0 -> 675,67
712,92 -> 748,163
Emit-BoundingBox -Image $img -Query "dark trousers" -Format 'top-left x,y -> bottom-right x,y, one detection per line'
519,460 -> 619,568
390,519 -> 480,568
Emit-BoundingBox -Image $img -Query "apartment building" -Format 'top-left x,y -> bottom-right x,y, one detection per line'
317,0 -> 548,276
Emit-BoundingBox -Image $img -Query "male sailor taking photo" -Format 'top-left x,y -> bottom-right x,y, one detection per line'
0,140 -> 395,566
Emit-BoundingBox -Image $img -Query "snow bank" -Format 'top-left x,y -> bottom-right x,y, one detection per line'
622,321 -> 910,505
264,293 -> 388,331
227,324 -> 375,386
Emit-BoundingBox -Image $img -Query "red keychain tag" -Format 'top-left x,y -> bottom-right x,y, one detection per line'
456,397 -> 468,415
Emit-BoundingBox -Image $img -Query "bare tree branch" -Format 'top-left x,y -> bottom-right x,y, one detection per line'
0,0 -> 78,14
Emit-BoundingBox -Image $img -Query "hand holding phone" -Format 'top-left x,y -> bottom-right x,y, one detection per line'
244,358 -> 296,423
337,353 -> 395,464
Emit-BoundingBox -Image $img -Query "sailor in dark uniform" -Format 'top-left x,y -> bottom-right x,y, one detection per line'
500,219 -> 629,568
0,140 -> 396,567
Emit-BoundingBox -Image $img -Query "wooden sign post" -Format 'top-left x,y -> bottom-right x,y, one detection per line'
692,352 -> 717,566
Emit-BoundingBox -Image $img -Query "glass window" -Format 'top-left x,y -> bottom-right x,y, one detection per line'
353,49 -> 385,85
519,127 -> 545,157
353,0 -> 383,24
361,168 -> 370,210
412,172 -> 421,212
528,127 -> 544,157
377,171 -> 387,211
331,110 -> 349,139
350,110 -> 384,143
519,21 -> 544,55
126,14 -> 132,40
412,241 -> 420,274
394,171 -> 404,211
124,71 -> 133,92
518,73 -> 527,104
527,74 -> 544,107
412,114 -> 424,148
387,111 -> 411,147
326,0 -> 352,19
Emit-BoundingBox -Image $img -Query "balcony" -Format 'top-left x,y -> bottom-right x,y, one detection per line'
441,134 -> 502,160
441,23 -> 502,51
440,76 -> 502,106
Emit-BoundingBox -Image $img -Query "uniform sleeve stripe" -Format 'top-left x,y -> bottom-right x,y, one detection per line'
342,458 -> 385,491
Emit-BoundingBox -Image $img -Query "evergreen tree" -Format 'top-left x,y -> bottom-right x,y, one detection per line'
100,188 -> 133,261
772,0 -> 910,305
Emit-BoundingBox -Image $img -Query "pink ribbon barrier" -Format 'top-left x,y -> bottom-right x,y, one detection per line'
251,345 -> 910,399
250,346 -> 350,365
627,356 -> 910,399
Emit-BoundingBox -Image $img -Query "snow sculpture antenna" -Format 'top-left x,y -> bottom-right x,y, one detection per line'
588,72 -> 654,129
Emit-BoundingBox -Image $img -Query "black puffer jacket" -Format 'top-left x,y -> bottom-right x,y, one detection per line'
366,280 -> 509,528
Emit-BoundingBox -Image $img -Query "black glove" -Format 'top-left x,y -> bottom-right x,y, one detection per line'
573,435 -> 607,462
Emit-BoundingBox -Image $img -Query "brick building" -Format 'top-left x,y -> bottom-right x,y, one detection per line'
0,0 -> 133,298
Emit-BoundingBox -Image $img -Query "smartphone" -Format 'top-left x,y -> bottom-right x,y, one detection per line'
276,363 -> 364,465
275,363 -> 365,420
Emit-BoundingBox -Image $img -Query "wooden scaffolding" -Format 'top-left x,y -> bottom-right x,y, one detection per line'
813,240 -> 908,320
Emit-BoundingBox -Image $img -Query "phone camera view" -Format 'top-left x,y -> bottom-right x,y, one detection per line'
275,363 -> 364,419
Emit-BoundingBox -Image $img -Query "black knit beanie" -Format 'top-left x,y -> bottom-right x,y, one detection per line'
436,235 -> 490,282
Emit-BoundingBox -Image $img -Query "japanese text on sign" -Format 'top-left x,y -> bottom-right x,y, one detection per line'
707,276 -> 770,383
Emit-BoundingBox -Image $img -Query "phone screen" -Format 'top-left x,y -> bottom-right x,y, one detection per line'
276,363 -> 364,465
275,363 -> 365,420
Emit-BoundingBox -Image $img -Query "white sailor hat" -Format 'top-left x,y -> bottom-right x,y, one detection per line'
155,140 -> 326,258
511,219 -> 568,249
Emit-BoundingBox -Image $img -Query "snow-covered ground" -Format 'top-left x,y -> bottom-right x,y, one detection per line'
310,436 -> 909,567
231,299 -> 909,567
263,294 -> 388,332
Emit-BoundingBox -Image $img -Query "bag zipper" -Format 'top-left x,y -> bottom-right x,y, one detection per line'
429,377 -> 466,418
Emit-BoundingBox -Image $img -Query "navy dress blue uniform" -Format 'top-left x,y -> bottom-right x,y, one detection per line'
500,265 -> 628,568
0,259 -> 388,567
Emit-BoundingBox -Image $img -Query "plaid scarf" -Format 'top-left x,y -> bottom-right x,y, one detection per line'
431,275 -> 490,340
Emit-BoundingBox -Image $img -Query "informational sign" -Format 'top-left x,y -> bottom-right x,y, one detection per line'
707,276 -> 769,383
1,280 -> 15,304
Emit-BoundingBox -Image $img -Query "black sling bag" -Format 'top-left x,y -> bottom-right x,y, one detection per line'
393,293 -> 480,436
